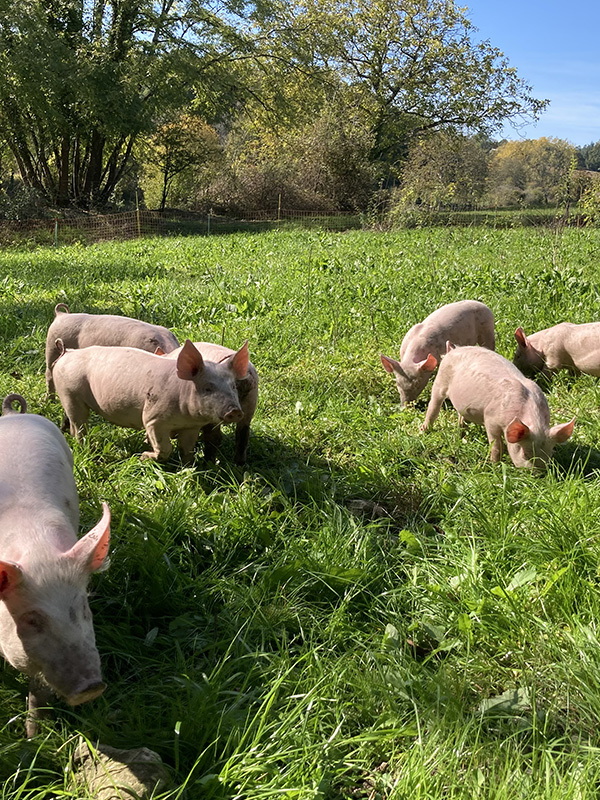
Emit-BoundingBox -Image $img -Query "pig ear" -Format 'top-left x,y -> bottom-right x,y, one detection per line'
549,417 -> 575,443
230,341 -> 249,379
64,503 -> 111,573
446,340 -> 456,353
505,417 -> 530,443
515,327 -> 528,348
154,346 -> 165,356
176,340 -> 204,380
416,353 -> 437,373
0,561 -> 23,597
380,354 -> 402,374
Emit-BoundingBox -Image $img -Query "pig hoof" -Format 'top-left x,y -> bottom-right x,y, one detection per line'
140,451 -> 158,461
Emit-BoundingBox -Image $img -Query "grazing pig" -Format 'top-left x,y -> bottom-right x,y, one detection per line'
0,393 -> 110,736
421,345 -> 574,470
52,340 -> 247,464
159,342 -> 258,465
45,304 -> 180,394
513,322 -> 600,379
380,300 -> 495,405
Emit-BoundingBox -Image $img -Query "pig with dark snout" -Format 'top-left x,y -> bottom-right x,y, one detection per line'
380,300 -> 495,405
0,393 -> 110,737
157,341 -> 258,465
420,345 -> 574,470
45,304 -> 180,394
51,340 -> 247,464
513,322 -> 600,379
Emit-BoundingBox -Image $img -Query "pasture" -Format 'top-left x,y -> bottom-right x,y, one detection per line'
2,226 -> 600,798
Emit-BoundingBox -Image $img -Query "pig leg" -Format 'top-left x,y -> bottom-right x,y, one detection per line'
177,428 -> 201,465
141,422 -> 173,461
234,423 -> 250,465
26,678 -> 53,738
59,396 -> 90,439
484,420 -> 504,462
420,381 -> 448,431
202,424 -> 222,462
45,367 -> 56,397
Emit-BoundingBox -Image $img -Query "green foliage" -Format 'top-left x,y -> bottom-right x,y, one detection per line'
2,228 -> 600,797
278,0 -> 547,171
0,0 -> 548,214
577,139 -> 600,172
0,0 -> 257,208
390,132 -> 489,219
487,137 -> 577,207
579,173 -> 600,226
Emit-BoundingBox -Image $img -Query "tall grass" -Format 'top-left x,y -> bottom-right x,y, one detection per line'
1,226 -> 600,798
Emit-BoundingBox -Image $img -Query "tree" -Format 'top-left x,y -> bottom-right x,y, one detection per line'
487,138 -> 577,207
142,115 -> 222,210
577,140 -> 600,172
0,1 -> 256,207
395,132 -> 489,210
273,0 -> 548,176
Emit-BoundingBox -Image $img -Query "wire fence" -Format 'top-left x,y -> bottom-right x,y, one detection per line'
0,205 -> 586,248
0,208 -> 363,247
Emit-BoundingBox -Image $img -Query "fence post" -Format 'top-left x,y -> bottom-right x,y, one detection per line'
54,219 -> 58,247
136,192 -> 141,238
277,193 -> 281,224
207,211 -> 211,235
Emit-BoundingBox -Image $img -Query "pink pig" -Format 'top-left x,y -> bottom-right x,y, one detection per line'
514,322 -> 600,378
421,346 -> 574,470
160,342 -> 258,465
52,340 -> 247,464
45,304 -> 180,394
0,394 -> 110,736
381,300 -> 495,405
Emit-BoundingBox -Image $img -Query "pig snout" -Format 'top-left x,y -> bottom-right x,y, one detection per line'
222,406 -> 244,424
66,680 -> 107,706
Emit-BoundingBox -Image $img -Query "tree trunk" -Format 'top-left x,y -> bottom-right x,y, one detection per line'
82,129 -> 105,206
57,134 -> 70,206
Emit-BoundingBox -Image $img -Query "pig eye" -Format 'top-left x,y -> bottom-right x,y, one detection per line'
204,383 -> 215,394
18,610 -> 47,635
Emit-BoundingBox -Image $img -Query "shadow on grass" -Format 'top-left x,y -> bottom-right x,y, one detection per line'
553,441 -> 600,478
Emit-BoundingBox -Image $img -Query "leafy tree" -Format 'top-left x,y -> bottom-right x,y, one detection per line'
580,173 -> 600,225
142,115 -> 223,210
0,0 -> 256,207
577,140 -> 600,172
389,132 -> 489,221
276,0 -> 548,175
486,138 -> 576,207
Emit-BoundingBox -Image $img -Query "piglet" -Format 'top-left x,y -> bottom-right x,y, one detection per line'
381,300 -> 495,405
0,393 -> 110,736
514,322 -> 600,378
52,340 -> 247,464
45,304 -> 180,394
158,342 -> 258,465
421,345 -> 574,470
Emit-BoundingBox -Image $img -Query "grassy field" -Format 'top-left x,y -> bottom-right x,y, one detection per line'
2,226 -> 600,798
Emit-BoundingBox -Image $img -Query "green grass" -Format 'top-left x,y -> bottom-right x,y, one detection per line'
2,227 -> 600,797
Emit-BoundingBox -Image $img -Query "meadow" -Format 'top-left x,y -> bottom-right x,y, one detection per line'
2,225 -> 600,798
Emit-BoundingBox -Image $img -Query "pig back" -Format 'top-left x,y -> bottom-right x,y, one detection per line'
49,312 -> 180,353
0,413 -> 79,545
439,347 -> 525,415
402,300 -> 494,363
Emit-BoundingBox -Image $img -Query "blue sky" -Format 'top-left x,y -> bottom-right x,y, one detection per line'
465,1 -> 600,147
